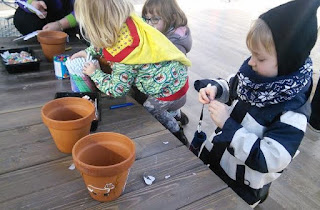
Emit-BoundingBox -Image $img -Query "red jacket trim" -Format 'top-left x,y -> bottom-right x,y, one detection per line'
157,79 -> 189,101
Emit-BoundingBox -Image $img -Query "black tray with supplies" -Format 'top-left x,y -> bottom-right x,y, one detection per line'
0,47 -> 40,73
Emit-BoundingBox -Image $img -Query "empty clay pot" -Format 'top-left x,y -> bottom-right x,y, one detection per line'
41,97 -> 95,153
72,132 -> 136,202
37,31 -> 68,62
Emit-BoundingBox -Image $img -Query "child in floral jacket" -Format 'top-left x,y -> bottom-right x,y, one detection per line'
71,0 -> 191,144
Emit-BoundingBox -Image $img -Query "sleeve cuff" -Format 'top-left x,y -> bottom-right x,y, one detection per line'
66,13 -> 77,28
27,0 -> 35,13
90,69 -> 104,81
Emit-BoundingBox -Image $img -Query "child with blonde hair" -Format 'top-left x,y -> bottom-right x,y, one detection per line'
141,0 -> 192,125
195,0 -> 319,206
71,0 -> 191,145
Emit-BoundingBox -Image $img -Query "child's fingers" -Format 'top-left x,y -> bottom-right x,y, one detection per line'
82,66 -> 90,75
208,90 -> 215,101
82,62 -> 95,76
84,61 -> 94,67
94,61 -> 101,69
208,100 -> 230,128
38,1 -> 47,10
205,89 -> 214,101
40,11 -> 47,19
208,101 -> 221,113
210,100 -> 222,109
70,53 -> 79,60
206,86 -> 217,101
70,51 -> 86,60
199,88 -> 210,104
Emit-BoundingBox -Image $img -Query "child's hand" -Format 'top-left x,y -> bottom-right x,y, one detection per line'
71,50 -> 87,60
198,85 -> 217,104
208,100 -> 230,128
31,1 -> 47,19
83,61 -> 100,76
42,21 -> 61,31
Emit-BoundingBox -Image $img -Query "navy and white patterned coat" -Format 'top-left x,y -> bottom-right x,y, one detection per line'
194,62 -> 312,204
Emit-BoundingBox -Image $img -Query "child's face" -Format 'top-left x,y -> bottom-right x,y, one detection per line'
143,13 -> 165,32
248,43 -> 278,77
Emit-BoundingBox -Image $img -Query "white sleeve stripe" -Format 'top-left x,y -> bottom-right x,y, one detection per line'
230,127 -> 257,162
214,79 -> 229,103
220,150 -> 282,189
280,111 -> 307,132
260,137 -> 292,172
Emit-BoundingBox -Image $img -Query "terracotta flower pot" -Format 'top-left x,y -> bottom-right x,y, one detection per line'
41,97 -> 95,153
37,31 -> 68,62
72,132 -> 136,202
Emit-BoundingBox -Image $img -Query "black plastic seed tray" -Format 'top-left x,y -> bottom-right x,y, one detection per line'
0,47 -> 40,73
54,92 -> 101,131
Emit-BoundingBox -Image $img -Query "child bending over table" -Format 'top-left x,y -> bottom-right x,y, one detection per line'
71,0 -> 191,145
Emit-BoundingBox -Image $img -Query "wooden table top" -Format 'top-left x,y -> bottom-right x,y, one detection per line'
0,36 -> 250,209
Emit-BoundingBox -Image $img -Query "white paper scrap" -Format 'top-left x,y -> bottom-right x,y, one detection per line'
143,175 -> 155,185
82,95 -> 90,100
69,163 -> 75,170
24,31 -> 38,40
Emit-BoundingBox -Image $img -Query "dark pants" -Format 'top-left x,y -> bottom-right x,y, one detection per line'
310,77 -> 320,130
14,0 -> 73,35
130,86 -> 148,105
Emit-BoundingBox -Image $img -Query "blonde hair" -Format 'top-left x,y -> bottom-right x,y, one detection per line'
246,18 -> 276,55
74,0 -> 134,48
142,0 -> 188,34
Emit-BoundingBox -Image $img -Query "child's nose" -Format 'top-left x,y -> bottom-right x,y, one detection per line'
248,57 -> 255,66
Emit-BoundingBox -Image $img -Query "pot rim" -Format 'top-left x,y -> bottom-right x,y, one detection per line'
41,97 -> 95,129
37,31 -> 68,44
72,132 -> 136,176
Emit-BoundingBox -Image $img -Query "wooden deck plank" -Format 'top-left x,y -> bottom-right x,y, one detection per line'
0,133 -> 64,175
0,107 -> 43,131
134,130 -> 182,159
179,188 -> 250,210
0,79 -> 72,112
255,197 -> 286,210
0,65 -> 55,86
0,122 -> 168,175
0,157 -> 76,203
0,147 -> 222,209
90,165 -> 226,210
